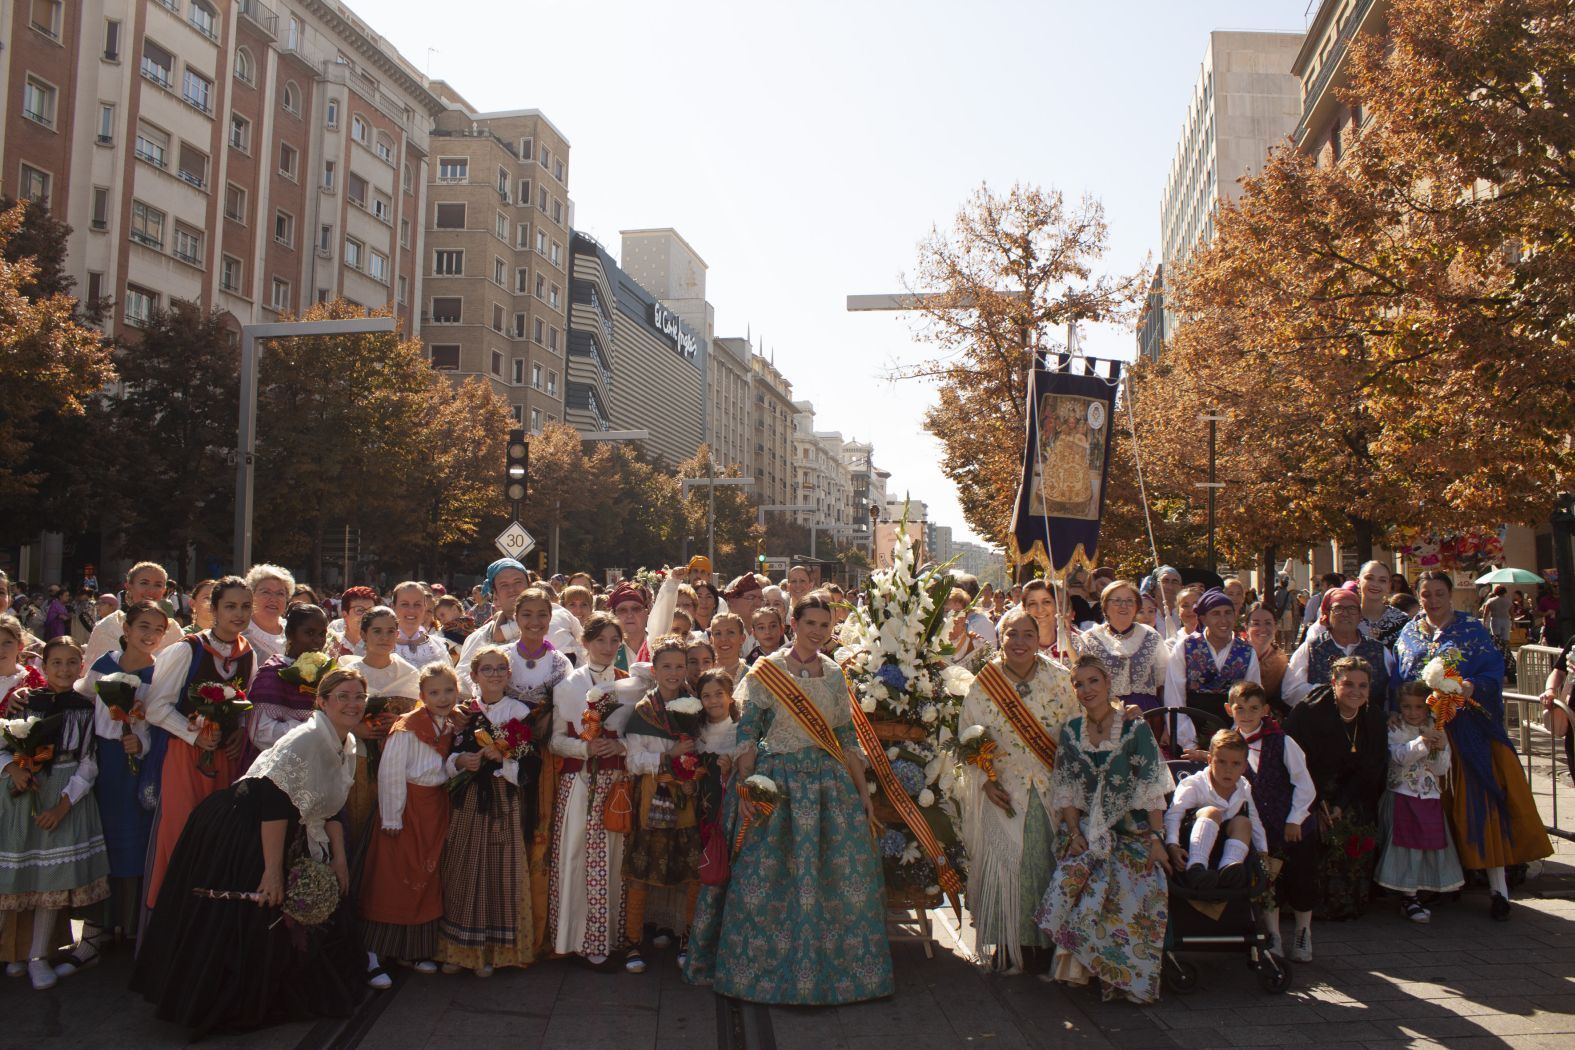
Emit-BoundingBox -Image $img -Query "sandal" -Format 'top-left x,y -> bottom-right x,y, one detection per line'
367,966 -> 393,990
1402,898 -> 1430,924
53,924 -> 105,978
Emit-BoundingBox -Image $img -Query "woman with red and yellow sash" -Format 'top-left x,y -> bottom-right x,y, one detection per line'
683,594 -> 892,1004
959,607 -> 1078,976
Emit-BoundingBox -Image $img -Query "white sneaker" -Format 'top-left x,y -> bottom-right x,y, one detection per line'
412,960 -> 439,975
367,970 -> 393,990
1290,927 -> 1313,963
28,959 -> 57,990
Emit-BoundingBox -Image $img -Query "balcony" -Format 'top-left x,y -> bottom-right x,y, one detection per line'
239,0 -> 279,39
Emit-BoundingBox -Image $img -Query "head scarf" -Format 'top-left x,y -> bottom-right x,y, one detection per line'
608,582 -> 648,611
1319,583 -> 1360,623
482,558 -> 527,598
723,573 -> 762,599
1194,587 -> 1234,620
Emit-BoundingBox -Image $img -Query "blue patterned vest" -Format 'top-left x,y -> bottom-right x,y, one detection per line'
1242,729 -> 1315,853
1183,633 -> 1255,719
1306,635 -> 1389,705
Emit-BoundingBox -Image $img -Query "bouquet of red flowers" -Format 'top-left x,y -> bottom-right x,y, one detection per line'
186,681 -> 252,776
446,708 -> 533,798
665,696 -> 703,783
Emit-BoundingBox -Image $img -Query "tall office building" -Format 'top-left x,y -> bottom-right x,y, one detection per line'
603,246 -> 704,466
706,336 -> 753,472
1291,0 -> 1388,166
0,0 -> 441,337
565,230 -> 615,432
420,82 -> 572,429
749,352 -> 794,507
1146,30 -> 1303,353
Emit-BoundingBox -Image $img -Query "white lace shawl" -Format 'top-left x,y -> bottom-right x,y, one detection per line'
244,710 -> 358,861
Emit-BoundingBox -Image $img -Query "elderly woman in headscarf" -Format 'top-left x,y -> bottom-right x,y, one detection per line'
1163,587 -> 1260,728
1283,586 -> 1395,710
1147,566 -> 1185,639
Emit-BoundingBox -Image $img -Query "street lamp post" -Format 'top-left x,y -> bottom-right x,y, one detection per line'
1196,411 -> 1226,572
234,316 -> 398,571
681,476 -> 757,565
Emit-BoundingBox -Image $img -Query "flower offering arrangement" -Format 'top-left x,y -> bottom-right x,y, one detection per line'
732,773 -> 783,858
1421,649 -> 1483,729
278,651 -> 335,695
0,712 -> 63,813
95,671 -> 145,774
186,682 -> 253,775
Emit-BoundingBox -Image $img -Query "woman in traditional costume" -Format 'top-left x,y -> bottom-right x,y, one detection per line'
131,668 -> 366,1035
686,595 -> 891,1003
1036,655 -> 1172,1002
246,604 -> 330,754
1395,571 -> 1553,921
1072,579 -> 1166,712
959,608 -> 1079,975
242,564 -> 294,663
326,586 -> 378,658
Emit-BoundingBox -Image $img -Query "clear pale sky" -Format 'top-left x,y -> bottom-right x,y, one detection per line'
375,0 -> 1314,545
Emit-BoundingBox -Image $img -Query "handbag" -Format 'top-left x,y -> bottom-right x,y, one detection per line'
602,776 -> 634,834
698,821 -> 729,885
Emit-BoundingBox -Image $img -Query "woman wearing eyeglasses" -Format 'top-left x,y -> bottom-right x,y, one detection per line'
1071,580 -> 1166,713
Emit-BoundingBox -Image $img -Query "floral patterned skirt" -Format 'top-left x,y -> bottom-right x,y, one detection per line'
1035,819 -> 1168,1003
688,746 -> 893,1005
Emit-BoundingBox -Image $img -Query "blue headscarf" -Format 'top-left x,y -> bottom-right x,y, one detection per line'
482,558 -> 527,598
1146,565 -> 1179,597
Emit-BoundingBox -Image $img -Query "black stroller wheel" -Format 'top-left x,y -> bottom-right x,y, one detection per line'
1162,953 -> 1198,994
1257,953 -> 1292,994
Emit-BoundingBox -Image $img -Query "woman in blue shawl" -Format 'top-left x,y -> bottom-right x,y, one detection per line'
1395,571 -> 1551,921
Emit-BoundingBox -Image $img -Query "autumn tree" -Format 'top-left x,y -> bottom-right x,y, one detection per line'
676,446 -> 763,576
1142,0 -> 1575,564
902,183 -> 1147,548
0,203 -> 114,535
412,376 -> 513,577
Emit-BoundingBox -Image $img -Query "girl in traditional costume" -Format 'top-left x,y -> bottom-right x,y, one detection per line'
246,604 -> 330,753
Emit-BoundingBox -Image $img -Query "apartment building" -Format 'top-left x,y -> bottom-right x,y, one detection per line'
0,0 -> 441,336
749,352 -> 794,507
419,82 -> 571,428
706,335 -> 752,473
565,230 -> 614,432
606,257 -> 704,466
1291,0 -> 1387,166
791,400 -> 854,531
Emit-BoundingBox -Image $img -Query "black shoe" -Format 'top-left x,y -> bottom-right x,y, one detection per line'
1185,863 -> 1218,890
1490,892 -> 1511,921
1216,862 -> 1247,889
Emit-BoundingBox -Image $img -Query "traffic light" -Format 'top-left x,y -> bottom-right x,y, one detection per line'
505,429 -> 528,505
537,550 -> 547,573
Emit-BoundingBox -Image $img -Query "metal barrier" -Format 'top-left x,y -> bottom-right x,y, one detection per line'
1504,643 -> 1574,842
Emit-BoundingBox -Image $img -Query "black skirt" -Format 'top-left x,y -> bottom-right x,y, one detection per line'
130,777 -> 365,1037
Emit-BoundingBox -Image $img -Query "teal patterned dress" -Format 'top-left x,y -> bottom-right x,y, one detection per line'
683,652 -> 893,1004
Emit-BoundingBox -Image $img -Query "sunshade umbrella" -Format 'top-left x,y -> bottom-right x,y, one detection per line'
1473,567 -> 1543,586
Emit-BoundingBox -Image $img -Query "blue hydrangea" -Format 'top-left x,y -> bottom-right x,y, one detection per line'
891,759 -> 925,797
876,662 -> 909,693
880,829 -> 908,858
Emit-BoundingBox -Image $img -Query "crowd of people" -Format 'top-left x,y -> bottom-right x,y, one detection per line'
0,553 -> 1562,1030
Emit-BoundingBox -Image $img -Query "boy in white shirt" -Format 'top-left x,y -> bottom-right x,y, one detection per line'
1165,729 -> 1266,890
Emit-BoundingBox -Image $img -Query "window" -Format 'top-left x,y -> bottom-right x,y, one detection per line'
519,138 -> 533,162
372,194 -> 391,223
376,134 -> 395,164
430,298 -> 461,323
539,145 -> 551,169
90,187 -> 109,229
182,68 -> 213,113
344,236 -> 362,269
437,158 -> 467,182
271,277 -> 291,312
493,257 -> 506,284
136,123 -> 169,167
536,230 -> 547,254
235,47 -> 254,85
518,179 -> 531,206
125,285 -> 156,326
535,274 -> 545,299
493,212 -> 507,240
130,200 -> 165,249
286,16 -> 302,50
97,104 -> 116,143
552,199 -> 563,224
189,1 -> 218,39
396,276 -> 407,304
229,113 -> 250,151
435,202 -> 465,228
282,81 -> 300,115
173,224 -> 203,266
141,41 -> 175,89
103,19 -> 122,61
512,313 -> 526,338
538,186 -> 548,210
322,160 -> 336,191
547,371 -> 557,396
554,158 -> 565,182
403,163 -> 413,194
400,218 -> 410,248
326,98 -> 339,128
429,345 -> 460,370
19,165 -> 50,204
530,408 -> 542,432
516,223 -> 530,248
224,183 -> 246,223
347,172 -> 367,206
511,404 -> 524,424
531,362 -> 542,388
513,359 -> 525,384
273,209 -> 294,246
533,318 -> 543,343
491,350 -> 504,377
22,77 -> 56,126
351,114 -> 368,144
318,224 -> 332,254
433,249 -> 463,275
549,284 -> 560,309
548,326 -> 558,351
278,142 -> 298,179
515,268 -> 528,293
220,255 -> 243,293
369,251 -> 388,283
492,304 -> 504,331
177,143 -> 208,188
549,242 -> 562,267
31,0 -> 62,39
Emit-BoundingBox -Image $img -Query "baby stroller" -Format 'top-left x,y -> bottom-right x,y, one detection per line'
1143,707 -> 1293,996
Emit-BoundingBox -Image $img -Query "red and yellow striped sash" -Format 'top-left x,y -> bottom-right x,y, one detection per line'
976,662 -> 1059,771
749,658 -> 844,763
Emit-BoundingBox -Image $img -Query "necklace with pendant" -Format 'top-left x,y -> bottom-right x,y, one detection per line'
517,638 -> 551,670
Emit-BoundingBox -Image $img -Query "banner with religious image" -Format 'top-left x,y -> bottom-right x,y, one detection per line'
1008,353 -> 1120,573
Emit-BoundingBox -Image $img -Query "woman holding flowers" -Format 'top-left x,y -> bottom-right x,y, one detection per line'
70,600 -> 165,957
959,607 -> 1079,976
548,612 -> 643,967
1035,655 -> 1172,1003
132,668 -> 367,1035
143,576 -> 258,908
436,645 -> 536,976
686,596 -> 891,1004
247,604 -> 331,754
1395,571 -> 1552,921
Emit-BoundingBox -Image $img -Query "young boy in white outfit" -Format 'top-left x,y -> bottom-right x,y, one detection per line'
1165,729 -> 1267,889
